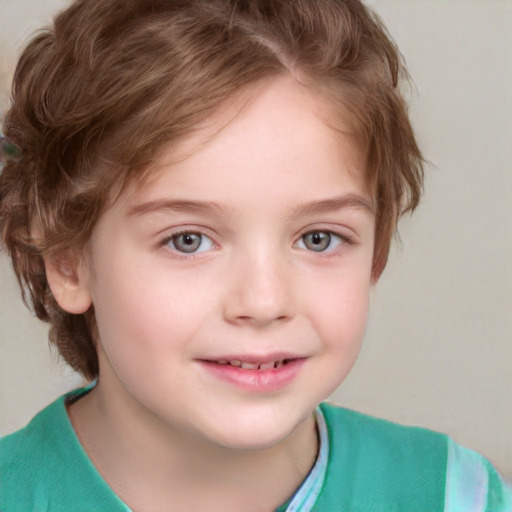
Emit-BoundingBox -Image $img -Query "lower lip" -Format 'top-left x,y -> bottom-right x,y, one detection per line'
198,359 -> 306,392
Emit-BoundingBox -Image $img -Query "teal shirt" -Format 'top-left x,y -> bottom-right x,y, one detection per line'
315,404 -> 511,511
1,389 -> 510,511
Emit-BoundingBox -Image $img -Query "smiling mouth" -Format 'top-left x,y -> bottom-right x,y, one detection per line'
199,357 -> 305,391
210,359 -> 294,370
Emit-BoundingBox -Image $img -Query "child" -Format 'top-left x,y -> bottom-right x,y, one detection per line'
0,0 -> 510,510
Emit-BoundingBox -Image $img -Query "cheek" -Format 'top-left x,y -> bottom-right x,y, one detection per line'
90,275 -> 193,389
89,258 -> 218,355
308,269 -> 371,351
297,270 -> 370,402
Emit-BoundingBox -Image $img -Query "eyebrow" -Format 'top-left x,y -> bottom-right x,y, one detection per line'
127,194 -> 374,219
286,194 -> 374,219
127,199 -> 234,217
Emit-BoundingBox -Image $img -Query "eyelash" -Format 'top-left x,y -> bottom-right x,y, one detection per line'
159,228 -> 354,259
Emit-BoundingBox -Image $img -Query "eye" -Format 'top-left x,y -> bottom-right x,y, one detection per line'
165,232 -> 214,254
297,230 -> 343,253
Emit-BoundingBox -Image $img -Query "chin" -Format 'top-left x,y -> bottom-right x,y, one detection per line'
199,408 -> 314,452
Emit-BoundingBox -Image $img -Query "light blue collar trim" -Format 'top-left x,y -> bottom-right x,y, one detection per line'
285,406 -> 329,512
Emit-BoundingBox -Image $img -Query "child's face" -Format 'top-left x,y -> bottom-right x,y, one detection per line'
79,76 -> 375,449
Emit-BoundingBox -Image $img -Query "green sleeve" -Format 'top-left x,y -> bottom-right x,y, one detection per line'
444,438 -> 512,512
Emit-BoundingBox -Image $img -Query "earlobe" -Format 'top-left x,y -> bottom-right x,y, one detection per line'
44,252 -> 92,314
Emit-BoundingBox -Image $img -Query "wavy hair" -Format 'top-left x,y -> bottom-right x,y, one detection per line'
0,0 -> 423,379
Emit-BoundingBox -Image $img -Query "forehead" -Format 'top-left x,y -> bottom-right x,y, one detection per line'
123,74 -> 369,210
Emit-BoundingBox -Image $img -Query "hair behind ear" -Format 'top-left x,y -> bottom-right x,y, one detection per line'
41,251 -> 99,378
49,307 -> 99,379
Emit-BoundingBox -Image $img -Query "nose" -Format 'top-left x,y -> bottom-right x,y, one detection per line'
222,247 -> 296,327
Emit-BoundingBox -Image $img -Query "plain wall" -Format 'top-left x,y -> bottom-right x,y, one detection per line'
1,0 -> 511,479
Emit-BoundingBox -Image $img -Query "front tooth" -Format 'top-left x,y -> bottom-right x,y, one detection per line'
274,360 -> 284,368
241,362 -> 259,370
259,361 -> 275,370
229,360 -> 242,367
217,360 -> 228,365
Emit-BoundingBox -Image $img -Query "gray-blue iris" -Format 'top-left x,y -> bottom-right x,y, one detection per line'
303,232 -> 330,252
174,233 -> 202,253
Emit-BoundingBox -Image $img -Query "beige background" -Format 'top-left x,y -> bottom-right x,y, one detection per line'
1,0 -> 511,480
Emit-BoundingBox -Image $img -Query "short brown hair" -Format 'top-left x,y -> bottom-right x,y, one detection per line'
0,0 -> 424,379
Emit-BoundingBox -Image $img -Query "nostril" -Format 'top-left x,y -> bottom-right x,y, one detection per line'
231,314 -> 290,326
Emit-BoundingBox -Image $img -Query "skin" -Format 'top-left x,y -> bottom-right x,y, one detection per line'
46,75 -> 376,511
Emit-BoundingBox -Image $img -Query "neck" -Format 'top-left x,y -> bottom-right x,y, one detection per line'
67,383 -> 318,512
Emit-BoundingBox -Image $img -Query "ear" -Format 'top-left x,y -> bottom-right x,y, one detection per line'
44,252 -> 92,314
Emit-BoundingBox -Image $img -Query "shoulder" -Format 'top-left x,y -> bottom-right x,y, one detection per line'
320,401 -> 450,468
444,439 -> 512,512
0,388 -> 129,512
1,394 -> 69,510
318,402 -> 448,510
315,403 -> 512,512
1,394 -> 66,477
